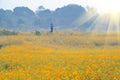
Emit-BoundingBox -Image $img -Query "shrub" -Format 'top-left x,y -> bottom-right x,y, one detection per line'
0,29 -> 18,35
35,31 -> 41,35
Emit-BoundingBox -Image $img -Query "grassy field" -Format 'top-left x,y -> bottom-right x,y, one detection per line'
0,32 -> 120,80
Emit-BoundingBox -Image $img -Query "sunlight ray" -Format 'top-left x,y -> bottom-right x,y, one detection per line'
73,10 -> 98,30
103,14 -> 112,48
103,13 -> 120,49
117,14 -> 120,45
89,14 -> 110,32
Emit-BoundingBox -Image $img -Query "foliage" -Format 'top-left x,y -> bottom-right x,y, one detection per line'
0,29 -> 18,35
35,31 -> 41,36
0,5 -> 87,31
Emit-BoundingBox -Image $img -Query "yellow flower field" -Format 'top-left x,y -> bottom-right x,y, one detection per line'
0,32 -> 120,80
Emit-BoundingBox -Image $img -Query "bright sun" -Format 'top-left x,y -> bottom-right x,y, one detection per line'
93,0 -> 120,14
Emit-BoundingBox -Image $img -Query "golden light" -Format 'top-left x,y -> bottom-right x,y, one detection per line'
93,0 -> 120,14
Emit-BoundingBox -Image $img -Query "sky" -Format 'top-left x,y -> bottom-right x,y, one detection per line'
0,0 -> 119,13
0,0 -> 96,11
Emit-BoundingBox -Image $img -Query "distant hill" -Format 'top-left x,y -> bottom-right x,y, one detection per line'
0,4 -> 119,32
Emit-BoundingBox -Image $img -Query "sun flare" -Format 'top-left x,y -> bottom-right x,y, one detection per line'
93,0 -> 120,14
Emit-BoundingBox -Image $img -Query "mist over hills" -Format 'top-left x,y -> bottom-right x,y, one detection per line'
0,4 -> 119,32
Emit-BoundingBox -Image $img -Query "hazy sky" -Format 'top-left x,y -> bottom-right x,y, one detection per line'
0,0 -> 119,13
0,0 -> 96,11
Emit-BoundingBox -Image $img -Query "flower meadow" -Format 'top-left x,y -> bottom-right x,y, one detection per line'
0,32 -> 119,80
